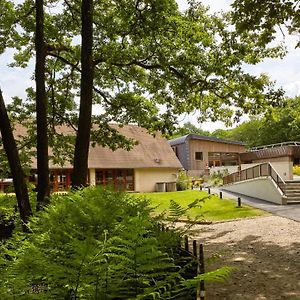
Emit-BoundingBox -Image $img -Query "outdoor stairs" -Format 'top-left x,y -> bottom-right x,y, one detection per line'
282,180 -> 300,205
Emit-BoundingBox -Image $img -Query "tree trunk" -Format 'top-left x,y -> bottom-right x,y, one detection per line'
0,90 -> 32,226
71,0 -> 94,188
35,0 -> 50,208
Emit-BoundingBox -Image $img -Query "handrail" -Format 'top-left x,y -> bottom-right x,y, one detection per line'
249,141 -> 300,152
223,163 -> 285,193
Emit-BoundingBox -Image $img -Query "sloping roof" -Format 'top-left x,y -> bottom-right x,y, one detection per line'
11,123 -> 182,170
88,125 -> 182,169
169,134 -> 245,146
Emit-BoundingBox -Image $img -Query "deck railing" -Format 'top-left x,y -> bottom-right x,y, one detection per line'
223,163 -> 285,193
249,141 -> 300,151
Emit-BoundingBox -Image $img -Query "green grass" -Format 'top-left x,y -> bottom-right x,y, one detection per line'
138,190 -> 266,222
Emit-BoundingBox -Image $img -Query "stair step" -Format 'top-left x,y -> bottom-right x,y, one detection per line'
285,196 -> 300,200
287,200 -> 300,205
284,190 -> 300,193
283,187 -> 300,191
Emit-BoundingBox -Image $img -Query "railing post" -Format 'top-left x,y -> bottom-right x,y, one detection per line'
259,164 -> 262,177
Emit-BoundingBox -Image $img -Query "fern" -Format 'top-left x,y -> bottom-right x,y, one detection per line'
182,266 -> 234,287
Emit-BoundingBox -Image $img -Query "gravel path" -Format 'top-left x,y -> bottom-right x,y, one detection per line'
190,216 -> 300,300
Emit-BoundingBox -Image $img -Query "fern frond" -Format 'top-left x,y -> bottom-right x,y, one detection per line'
182,266 -> 234,287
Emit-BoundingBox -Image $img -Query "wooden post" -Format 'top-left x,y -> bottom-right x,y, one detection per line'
184,235 -> 189,252
193,240 -> 197,257
199,244 -> 205,300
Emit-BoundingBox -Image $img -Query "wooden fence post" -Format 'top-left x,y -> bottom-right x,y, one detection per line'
184,235 -> 189,252
199,244 -> 205,300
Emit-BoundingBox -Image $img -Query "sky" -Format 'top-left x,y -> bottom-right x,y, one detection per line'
0,0 -> 299,132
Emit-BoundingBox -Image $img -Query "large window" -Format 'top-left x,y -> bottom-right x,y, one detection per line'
95,169 -> 134,191
195,152 -> 203,160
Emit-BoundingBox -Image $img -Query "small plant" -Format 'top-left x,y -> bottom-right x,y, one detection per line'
208,169 -> 229,187
293,165 -> 300,176
176,170 -> 189,191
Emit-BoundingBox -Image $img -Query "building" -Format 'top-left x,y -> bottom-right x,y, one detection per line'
0,125 -> 182,193
169,134 -> 246,177
222,142 -> 300,205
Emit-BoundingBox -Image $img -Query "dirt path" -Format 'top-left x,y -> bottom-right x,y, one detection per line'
190,216 -> 300,300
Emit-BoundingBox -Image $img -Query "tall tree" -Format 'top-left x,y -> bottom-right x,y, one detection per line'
72,0 -> 94,188
232,0 -> 300,48
0,90 -> 32,226
35,0 -> 50,207
1,0 -> 287,192
170,122 -> 211,139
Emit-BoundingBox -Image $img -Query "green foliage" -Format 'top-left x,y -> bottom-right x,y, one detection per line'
0,0 -> 286,170
211,96 -> 300,148
0,187 -> 229,299
176,170 -> 189,191
232,0 -> 300,48
169,122 -> 211,139
208,170 -> 229,187
293,165 -> 300,176
183,267 -> 234,287
143,190 -> 265,221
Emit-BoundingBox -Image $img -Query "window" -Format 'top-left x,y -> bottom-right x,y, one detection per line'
195,152 -> 203,160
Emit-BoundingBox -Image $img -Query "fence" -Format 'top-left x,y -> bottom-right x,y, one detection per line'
223,163 -> 285,193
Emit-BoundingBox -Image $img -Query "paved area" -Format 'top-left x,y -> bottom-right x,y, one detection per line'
208,187 -> 300,222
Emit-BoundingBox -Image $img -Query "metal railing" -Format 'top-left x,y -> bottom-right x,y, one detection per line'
223,163 -> 285,193
249,141 -> 300,152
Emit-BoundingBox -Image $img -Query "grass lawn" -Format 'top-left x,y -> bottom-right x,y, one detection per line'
139,190 -> 266,221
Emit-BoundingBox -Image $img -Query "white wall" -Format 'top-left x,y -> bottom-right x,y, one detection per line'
222,177 -> 284,204
134,168 -> 178,192
89,168 -> 96,185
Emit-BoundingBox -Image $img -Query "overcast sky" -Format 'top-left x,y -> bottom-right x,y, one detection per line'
0,0 -> 299,132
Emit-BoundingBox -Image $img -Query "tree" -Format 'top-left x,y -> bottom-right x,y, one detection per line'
170,122 -> 210,139
211,97 -> 300,148
232,0 -> 300,48
1,0 -> 286,190
72,0 -> 94,188
0,90 -> 32,226
35,0 -> 50,207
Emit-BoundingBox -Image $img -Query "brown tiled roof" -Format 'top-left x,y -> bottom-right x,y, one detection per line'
11,123 -> 182,170
88,125 -> 182,169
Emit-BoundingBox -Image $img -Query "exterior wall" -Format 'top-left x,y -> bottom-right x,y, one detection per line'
134,168 -> 178,192
89,168 -> 96,185
256,157 -> 293,180
222,177 -> 284,204
188,139 -> 245,174
172,143 -> 188,170
187,170 -> 206,177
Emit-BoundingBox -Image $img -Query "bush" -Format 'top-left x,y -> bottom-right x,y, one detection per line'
0,188 -> 192,299
176,170 -> 189,191
293,165 -> 300,175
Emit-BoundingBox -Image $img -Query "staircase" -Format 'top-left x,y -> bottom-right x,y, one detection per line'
282,181 -> 300,205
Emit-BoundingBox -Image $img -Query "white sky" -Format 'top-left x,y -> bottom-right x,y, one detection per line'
0,0 -> 299,132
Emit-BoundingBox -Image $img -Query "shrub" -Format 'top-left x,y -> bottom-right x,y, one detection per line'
293,165 -> 300,176
0,188 -> 189,298
176,170 -> 189,191
0,187 -> 231,299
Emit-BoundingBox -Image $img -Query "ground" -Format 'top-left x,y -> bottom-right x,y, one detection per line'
190,215 -> 300,300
